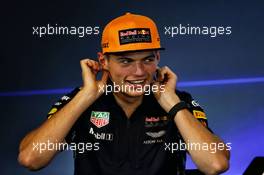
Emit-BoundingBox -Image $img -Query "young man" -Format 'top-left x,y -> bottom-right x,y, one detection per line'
18,13 -> 230,175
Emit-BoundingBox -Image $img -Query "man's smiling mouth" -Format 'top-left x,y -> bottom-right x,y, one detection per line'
125,79 -> 146,85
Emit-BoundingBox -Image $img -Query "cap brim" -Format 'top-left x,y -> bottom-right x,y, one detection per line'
104,47 -> 165,54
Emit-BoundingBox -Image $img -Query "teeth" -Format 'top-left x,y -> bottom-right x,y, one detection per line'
127,80 -> 145,84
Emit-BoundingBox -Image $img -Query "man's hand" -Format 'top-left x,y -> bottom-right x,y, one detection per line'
153,67 -> 230,175
80,59 -> 109,100
152,66 -> 180,112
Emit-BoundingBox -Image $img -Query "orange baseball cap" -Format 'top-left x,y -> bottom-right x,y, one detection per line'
101,12 -> 164,54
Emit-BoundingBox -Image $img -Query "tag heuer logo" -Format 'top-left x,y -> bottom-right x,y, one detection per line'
90,111 -> 110,128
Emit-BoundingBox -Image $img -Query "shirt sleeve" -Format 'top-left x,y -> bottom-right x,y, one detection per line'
176,90 -> 211,130
46,87 -> 81,143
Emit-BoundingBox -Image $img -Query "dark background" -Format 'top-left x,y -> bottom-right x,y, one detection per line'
1,0 -> 263,174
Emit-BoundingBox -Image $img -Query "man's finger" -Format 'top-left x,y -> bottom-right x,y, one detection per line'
159,66 -> 176,82
80,59 -> 96,84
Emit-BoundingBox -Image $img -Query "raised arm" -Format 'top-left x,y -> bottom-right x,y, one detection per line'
18,59 -> 108,170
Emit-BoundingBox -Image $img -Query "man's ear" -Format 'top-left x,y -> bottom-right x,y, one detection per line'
97,52 -> 109,70
155,50 -> 160,64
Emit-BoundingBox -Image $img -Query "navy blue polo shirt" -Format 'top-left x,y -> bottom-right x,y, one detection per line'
47,87 -> 209,175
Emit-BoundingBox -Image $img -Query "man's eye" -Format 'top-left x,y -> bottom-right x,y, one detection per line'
120,59 -> 131,64
144,58 -> 155,63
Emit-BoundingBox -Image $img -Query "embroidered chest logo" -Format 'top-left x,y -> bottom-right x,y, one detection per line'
143,116 -> 168,144
90,111 -> 110,128
145,116 -> 168,128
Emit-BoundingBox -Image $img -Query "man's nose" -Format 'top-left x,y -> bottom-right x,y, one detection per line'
133,62 -> 145,76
